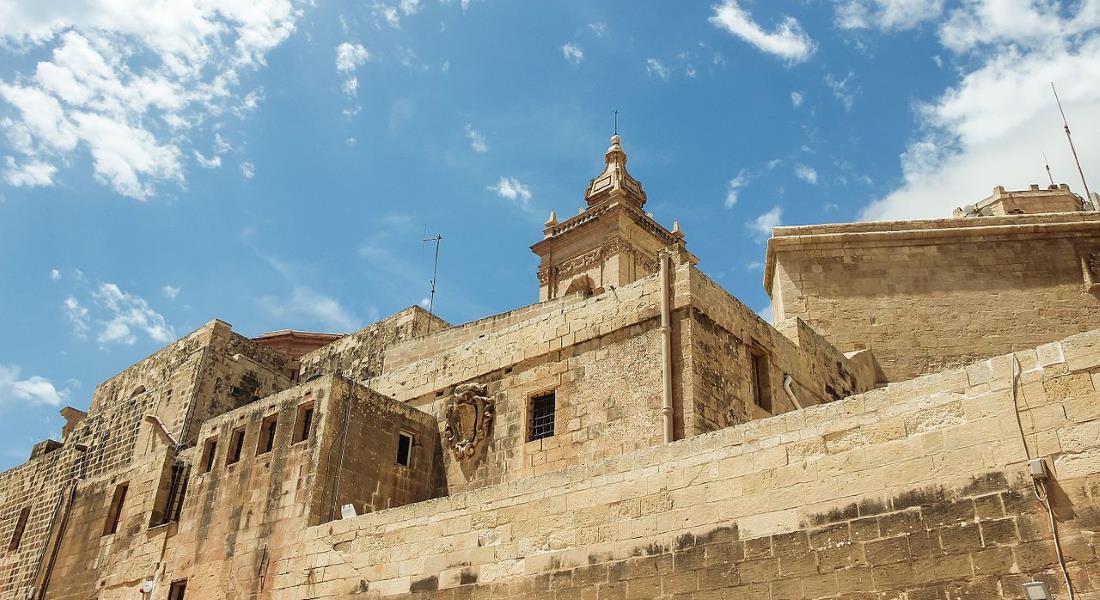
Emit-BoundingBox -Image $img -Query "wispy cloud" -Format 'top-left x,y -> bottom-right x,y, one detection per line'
825,72 -> 858,111
63,297 -> 89,339
488,176 -> 533,208
588,22 -> 607,37
465,124 -> 489,153
646,58 -> 671,80
336,42 -> 371,96
240,161 -> 255,179
259,287 -> 361,332
561,43 -> 584,64
0,365 -> 68,408
794,164 -> 818,184
193,150 -> 222,169
161,285 -> 181,301
748,206 -> 782,240
709,0 -> 816,64
93,283 -> 175,345
790,91 -> 804,107
50,269 -> 61,282
724,169 -> 750,208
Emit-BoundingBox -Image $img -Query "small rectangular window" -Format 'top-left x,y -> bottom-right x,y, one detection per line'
7,507 -> 29,551
256,415 -> 278,455
293,402 -> 315,444
150,462 -> 189,527
167,579 -> 188,600
103,482 -> 128,536
226,427 -> 246,465
396,432 -> 413,467
199,437 -> 217,474
750,349 -> 772,412
529,392 -> 556,441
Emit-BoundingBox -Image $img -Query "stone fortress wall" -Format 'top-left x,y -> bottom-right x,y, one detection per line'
766,210 -> 1100,383
260,328 -> 1100,600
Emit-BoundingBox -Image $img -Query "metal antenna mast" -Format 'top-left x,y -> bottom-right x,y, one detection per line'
1043,152 -> 1055,187
613,109 -> 619,135
1051,82 -> 1092,204
422,231 -> 443,333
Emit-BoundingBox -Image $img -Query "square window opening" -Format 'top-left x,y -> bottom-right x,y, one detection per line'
396,432 -> 414,467
293,402 -> 315,444
529,392 -> 556,442
103,482 -> 128,536
226,427 -> 246,465
199,437 -> 217,474
7,507 -> 29,551
256,415 -> 278,456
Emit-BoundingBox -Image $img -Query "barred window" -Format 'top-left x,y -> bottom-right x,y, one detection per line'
529,392 -> 556,441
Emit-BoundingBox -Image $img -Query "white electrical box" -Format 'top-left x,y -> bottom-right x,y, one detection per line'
1028,458 -> 1049,479
1023,581 -> 1053,600
340,504 -> 358,519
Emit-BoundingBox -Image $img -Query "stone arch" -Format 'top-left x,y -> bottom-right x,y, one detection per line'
564,275 -> 595,298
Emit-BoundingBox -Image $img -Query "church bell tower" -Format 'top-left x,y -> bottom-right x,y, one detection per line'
531,134 -> 695,301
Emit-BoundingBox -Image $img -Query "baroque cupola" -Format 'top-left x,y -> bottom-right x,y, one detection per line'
531,133 -> 695,302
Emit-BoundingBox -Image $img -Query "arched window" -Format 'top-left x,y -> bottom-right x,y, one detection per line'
129,386 -> 146,398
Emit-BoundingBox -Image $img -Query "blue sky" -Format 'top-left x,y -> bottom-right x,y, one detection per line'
1,0 -> 1098,469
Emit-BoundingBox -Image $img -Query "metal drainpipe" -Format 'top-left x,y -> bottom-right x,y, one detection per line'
659,252 -> 674,444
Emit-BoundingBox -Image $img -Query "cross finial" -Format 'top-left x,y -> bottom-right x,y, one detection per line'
613,109 -> 618,135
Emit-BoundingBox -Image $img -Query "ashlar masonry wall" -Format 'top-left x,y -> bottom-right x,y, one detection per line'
766,212 -> 1100,383
264,327 -> 1100,599
0,320 -> 292,600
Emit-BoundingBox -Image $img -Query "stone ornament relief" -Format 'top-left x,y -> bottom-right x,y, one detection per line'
443,383 -> 494,461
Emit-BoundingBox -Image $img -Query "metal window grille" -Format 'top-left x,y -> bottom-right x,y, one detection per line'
530,393 -> 556,441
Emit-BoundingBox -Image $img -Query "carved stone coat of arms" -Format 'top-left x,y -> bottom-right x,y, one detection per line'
443,383 -> 493,461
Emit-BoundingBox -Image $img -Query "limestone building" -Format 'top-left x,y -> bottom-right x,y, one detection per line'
2,136 -> 1100,600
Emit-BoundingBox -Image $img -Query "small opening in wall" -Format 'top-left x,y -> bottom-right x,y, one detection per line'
199,437 -> 217,474
150,460 -> 189,527
529,392 -> 556,441
256,414 -> 278,455
7,507 -> 29,551
750,348 -> 772,413
396,432 -> 414,467
167,579 -> 188,600
226,427 -> 246,465
103,482 -> 128,536
293,402 -> 315,444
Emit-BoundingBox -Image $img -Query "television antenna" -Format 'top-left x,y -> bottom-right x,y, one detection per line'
422,229 -> 443,333
1051,82 -> 1092,204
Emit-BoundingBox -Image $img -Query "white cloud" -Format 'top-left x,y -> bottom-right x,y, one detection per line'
240,161 -> 255,179
794,164 -> 819,184
161,285 -> 181,300
0,0 -> 306,200
836,0 -> 944,31
825,72 -> 858,111
861,2 -> 1100,221
336,42 -> 370,97
724,169 -> 750,208
62,296 -> 89,338
50,269 -> 61,281
488,176 -> 533,208
399,0 -> 421,15
260,286 -> 360,331
748,206 -> 782,240
193,150 -> 221,169
790,91 -> 804,107
374,4 -> 401,28
588,22 -> 607,37
93,283 -> 175,345
3,156 -> 57,187
646,58 -> 671,80
709,0 -> 816,64
561,43 -> 584,64
0,365 -> 68,408
465,124 -> 489,153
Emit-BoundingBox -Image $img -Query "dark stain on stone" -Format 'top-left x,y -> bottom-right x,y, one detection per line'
410,575 -> 438,592
459,569 -> 478,585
